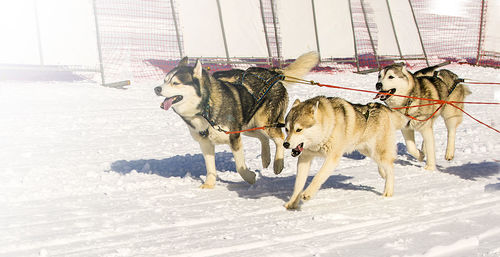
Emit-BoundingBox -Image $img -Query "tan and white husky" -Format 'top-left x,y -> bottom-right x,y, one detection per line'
283,96 -> 407,209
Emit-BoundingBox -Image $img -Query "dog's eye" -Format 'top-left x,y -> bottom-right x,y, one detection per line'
172,82 -> 180,85
296,128 -> 302,132
388,75 -> 394,79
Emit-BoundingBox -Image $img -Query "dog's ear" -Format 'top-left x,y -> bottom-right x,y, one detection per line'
401,65 -> 412,77
193,59 -> 203,79
313,100 -> 320,120
292,99 -> 301,108
178,57 -> 189,67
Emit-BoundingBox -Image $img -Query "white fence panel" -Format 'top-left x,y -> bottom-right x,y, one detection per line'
219,0 -> 268,58
276,0 -> 317,59
483,0 -> 500,53
37,0 -> 98,66
0,1 -> 41,65
314,0 -> 355,58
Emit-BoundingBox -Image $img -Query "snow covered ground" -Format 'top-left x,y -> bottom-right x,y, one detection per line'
1,64 -> 499,257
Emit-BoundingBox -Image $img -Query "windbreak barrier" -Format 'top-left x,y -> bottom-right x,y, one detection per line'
0,0 -> 99,70
0,0 -> 498,83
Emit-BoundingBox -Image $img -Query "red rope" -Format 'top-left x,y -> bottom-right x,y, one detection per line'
285,78 -> 500,134
448,102 -> 500,134
220,78 -> 500,134
405,104 -> 444,122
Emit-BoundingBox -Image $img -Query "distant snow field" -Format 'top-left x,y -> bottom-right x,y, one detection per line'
0,64 -> 499,257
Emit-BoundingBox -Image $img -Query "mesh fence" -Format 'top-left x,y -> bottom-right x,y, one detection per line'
94,0 -> 499,82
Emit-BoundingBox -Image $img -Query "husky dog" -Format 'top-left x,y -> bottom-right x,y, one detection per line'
375,63 -> 471,170
154,52 -> 319,188
283,96 -> 407,209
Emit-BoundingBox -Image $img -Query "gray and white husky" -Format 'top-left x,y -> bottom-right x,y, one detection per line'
375,63 -> 471,170
155,52 -> 319,188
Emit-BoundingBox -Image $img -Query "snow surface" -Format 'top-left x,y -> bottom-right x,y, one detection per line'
1,64 -> 499,257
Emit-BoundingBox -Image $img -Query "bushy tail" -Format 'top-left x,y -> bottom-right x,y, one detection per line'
281,51 -> 319,81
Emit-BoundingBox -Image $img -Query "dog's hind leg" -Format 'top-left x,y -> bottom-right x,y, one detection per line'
285,153 -> 313,210
243,131 -> 272,170
268,127 -> 285,175
377,161 -> 394,197
401,128 -> 424,161
229,134 -> 256,184
302,154 -> 341,202
199,140 -> 217,189
256,133 -> 271,169
443,114 -> 463,161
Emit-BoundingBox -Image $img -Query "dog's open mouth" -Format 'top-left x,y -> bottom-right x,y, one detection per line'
160,95 -> 183,110
374,88 -> 396,101
291,143 -> 304,157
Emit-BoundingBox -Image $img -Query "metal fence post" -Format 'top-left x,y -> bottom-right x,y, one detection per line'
407,0 -> 429,66
270,0 -> 281,66
361,0 -> 380,69
476,0 -> 486,66
215,0 -> 230,63
348,0 -> 360,72
92,0 -> 106,85
33,0 -> 44,66
385,0 -> 403,60
170,0 -> 183,58
311,0 -> 321,61
259,0 -> 272,65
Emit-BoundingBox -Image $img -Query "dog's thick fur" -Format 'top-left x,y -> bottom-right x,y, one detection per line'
155,52 -> 319,188
283,96 -> 407,209
375,63 -> 471,170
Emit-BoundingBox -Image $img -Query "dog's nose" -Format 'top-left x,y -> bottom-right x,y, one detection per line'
154,86 -> 162,96
376,82 -> 383,91
283,142 -> 290,148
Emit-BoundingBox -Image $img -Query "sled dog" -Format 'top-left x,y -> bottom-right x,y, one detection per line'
154,52 -> 319,188
375,63 -> 471,170
283,96 -> 407,209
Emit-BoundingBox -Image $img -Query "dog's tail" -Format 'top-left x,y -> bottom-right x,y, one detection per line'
413,62 -> 450,77
281,51 -> 319,83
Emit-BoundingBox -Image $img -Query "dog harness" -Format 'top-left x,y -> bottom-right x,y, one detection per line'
402,74 -> 464,117
196,69 -> 286,135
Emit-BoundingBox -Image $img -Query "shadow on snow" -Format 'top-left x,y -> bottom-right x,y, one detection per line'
109,147 -> 499,200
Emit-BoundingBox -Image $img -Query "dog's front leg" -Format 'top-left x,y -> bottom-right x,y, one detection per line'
285,154 -> 313,210
229,134 -> 256,184
199,139 -> 217,189
302,154 -> 340,201
401,128 -> 424,161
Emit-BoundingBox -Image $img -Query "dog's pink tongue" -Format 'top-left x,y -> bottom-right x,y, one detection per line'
162,98 -> 175,111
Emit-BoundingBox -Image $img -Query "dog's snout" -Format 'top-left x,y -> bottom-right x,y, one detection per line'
154,86 -> 162,96
283,142 -> 290,149
376,82 -> 383,91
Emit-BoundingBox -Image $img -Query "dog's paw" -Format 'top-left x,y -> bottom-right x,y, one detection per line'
383,189 -> 393,197
284,200 -> 300,210
445,152 -> 454,161
424,164 -> 436,171
239,169 -> 256,184
273,158 -> 284,175
199,183 -> 215,189
301,192 -> 312,201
